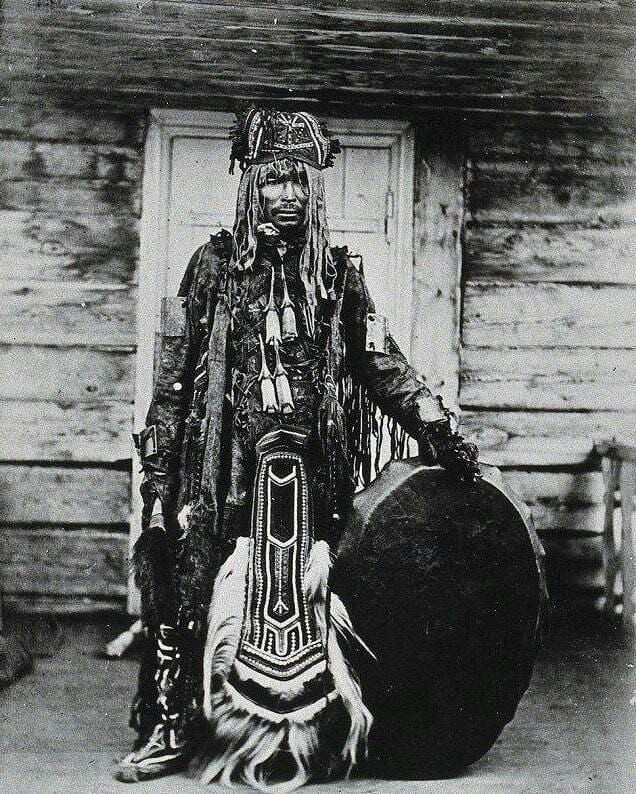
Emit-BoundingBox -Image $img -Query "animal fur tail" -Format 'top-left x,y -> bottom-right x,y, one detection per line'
132,525 -> 177,626
202,537 -> 251,711
305,541 -> 373,777
200,538 -> 373,792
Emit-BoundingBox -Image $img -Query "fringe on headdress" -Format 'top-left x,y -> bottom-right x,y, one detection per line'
200,539 -> 372,792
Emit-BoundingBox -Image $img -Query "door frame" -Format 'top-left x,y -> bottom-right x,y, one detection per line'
130,109 -> 415,612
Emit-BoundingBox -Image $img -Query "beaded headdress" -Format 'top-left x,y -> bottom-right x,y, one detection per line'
230,107 -> 340,173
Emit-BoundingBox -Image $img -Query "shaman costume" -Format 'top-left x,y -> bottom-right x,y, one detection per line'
117,109 -> 481,789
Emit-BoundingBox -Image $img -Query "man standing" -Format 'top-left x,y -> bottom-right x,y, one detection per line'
117,108 -> 479,788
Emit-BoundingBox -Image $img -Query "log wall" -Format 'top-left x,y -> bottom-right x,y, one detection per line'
4,1 -> 635,122
1,0 -> 634,612
2,105 -> 633,613
461,121 -> 636,606
0,103 -> 142,613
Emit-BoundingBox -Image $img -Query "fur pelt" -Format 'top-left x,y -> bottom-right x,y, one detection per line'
175,501 -> 223,623
132,526 -> 177,626
200,538 -> 372,792
202,537 -> 250,705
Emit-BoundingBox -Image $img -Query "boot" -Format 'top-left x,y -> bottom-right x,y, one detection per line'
115,625 -> 191,782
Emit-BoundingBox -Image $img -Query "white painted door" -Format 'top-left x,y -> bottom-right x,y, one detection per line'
130,110 -> 414,611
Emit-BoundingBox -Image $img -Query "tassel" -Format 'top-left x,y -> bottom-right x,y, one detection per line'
265,265 -> 282,344
303,540 -> 373,778
279,263 -> 298,340
318,375 -> 346,458
132,524 -> 177,626
281,303 -> 297,341
281,302 -> 297,341
326,609 -> 373,776
275,372 -> 294,416
339,373 -> 414,489
273,340 -> 294,415
265,305 -> 282,346
261,378 -> 278,415
258,335 -> 278,413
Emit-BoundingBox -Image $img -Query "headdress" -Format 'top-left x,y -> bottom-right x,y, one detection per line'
230,107 -> 340,174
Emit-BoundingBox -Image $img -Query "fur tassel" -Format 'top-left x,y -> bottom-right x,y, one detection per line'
327,623 -> 372,775
273,341 -> 294,415
202,537 -> 250,716
132,526 -> 177,626
303,540 -> 331,603
330,593 -> 376,662
200,687 -> 330,793
303,540 -> 331,642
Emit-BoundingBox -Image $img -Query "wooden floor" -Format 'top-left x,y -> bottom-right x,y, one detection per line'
1,611 -> 633,794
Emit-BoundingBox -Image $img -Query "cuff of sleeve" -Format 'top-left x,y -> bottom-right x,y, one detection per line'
410,395 -> 452,436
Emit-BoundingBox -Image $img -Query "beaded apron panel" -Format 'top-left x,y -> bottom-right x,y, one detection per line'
231,428 -> 329,709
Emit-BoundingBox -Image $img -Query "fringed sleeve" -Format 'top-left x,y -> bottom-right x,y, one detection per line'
341,261 -> 447,440
341,260 -> 480,485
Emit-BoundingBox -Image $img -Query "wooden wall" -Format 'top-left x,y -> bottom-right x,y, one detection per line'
5,1 -> 635,123
1,106 -> 634,613
1,104 -> 634,614
460,120 -> 636,605
0,103 -> 142,612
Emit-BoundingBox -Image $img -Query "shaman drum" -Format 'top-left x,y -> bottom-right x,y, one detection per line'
331,459 -> 548,778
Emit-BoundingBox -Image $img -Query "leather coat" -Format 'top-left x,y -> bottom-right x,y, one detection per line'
138,231 -> 447,548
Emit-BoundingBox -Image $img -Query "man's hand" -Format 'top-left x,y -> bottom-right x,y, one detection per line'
418,418 -> 481,484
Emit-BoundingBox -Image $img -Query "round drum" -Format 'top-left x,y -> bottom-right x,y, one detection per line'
331,460 -> 548,778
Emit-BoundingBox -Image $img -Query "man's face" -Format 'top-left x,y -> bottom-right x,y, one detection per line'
259,163 -> 309,235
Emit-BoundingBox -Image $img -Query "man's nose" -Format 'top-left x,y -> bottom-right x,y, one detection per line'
281,181 -> 295,200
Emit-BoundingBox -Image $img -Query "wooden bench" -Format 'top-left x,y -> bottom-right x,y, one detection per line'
595,437 -> 636,637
